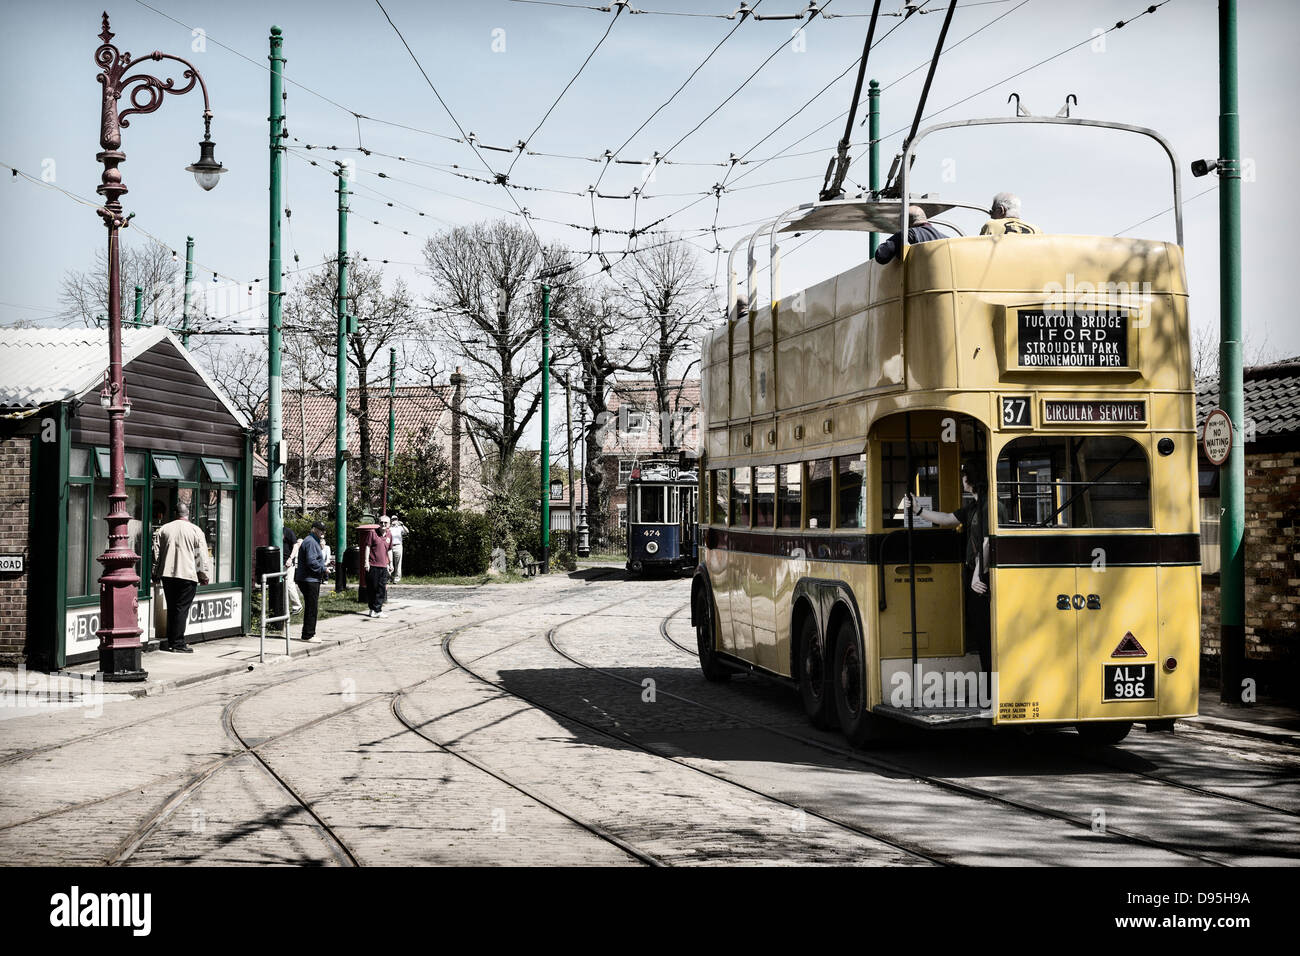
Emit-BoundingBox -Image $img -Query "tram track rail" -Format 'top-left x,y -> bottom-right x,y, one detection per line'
654,601 -> 1299,859
443,587 -> 952,867
662,604 -> 1300,819
5,574 -> 630,865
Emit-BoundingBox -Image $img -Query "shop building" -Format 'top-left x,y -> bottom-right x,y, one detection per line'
0,328 -> 253,669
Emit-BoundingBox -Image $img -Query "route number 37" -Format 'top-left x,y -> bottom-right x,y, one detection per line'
1001,395 -> 1031,428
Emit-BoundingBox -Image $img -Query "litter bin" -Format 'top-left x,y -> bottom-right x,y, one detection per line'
255,545 -> 285,618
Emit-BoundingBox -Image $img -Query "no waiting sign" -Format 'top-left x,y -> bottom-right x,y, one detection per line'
1203,408 -> 1233,466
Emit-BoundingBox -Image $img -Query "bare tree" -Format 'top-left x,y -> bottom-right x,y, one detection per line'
551,285 -> 647,541
615,238 -> 711,450
1192,323 -> 1279,382
419,219 -> 573,488
194,340 -> 268,427
284,256 -> 415,511
60,242 -> 182,328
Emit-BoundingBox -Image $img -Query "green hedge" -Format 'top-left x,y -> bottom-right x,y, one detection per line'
403,508 -> 492,576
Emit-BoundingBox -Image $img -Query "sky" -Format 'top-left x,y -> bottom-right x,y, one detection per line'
1,0 -> 1297,447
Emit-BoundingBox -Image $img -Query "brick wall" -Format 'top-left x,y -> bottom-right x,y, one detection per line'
0,437 -> 31,663
1201,449 -> 1300,688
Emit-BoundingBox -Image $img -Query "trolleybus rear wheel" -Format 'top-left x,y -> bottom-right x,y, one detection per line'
696,595 -> 731,683
1075,721 -> 1132,745
832,619 -> 883,747
797,614 -> 836,729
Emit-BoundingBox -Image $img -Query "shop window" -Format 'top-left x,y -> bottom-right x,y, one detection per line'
153,454 -> 183,480
202,457 -> 232,483
753,466 -> 776,528
67,485 -> 89,597
806,459 -> 832,529
777,463 -> 802,528
730,466 -> 752,528
94,447 -> 111,477
837,454 -> 867,529
996,436 -> 1150,528
69,448 -> 92,478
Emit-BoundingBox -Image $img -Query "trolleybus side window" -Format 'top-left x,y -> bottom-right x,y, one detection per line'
806,459 -> 833,529
996,436 -> 1150,528
713,469 -> 729,525
730,466 -> 752,528
836,454 -> 868,529
777,463 -> 802,528
754,465 -> 776,528
881,441 -> 940,528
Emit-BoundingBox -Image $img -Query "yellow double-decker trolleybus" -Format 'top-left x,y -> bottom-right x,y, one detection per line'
690,115 -> 1199,747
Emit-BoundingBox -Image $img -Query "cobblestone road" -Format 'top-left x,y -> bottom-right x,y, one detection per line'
1,568 -> 1296,866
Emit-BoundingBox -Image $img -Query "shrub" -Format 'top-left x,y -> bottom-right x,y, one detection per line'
402,508 -> 492,576
550,549 -> 577,573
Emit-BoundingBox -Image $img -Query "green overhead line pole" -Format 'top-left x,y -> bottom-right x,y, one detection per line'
181,235 -> 194,347
540,283 -> 551,573
268,25 -> 286,562
1217,0 -> 1246,705
335,161 -> 351,590
382,346 -> 395,517
868,78 -> 881,257
132,285 -> 143,328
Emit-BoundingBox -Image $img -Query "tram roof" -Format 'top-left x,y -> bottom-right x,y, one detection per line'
778,198 -> 989,234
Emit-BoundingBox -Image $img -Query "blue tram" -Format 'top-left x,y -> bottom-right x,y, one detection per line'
626,466 -> 699,575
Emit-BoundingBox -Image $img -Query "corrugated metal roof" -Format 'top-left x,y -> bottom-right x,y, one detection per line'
1197,357 -> 1300,441
0,326 -> 170,411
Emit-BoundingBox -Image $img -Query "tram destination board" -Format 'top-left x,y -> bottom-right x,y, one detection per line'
1017,307 -> 1129,368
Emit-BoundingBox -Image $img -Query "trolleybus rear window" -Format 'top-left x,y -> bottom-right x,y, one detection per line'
996,436 -> 1150,528
881,441 -> 940,528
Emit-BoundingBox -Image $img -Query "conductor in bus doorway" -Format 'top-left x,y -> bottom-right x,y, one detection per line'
900,458 -> 992,675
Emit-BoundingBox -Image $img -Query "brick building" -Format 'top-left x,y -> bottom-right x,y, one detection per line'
1196,357 -> 1300,697
267,374 -> 482,517
598,379 -> 700,540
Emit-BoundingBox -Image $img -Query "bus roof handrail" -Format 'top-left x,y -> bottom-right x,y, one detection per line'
898,115 -> 1184,249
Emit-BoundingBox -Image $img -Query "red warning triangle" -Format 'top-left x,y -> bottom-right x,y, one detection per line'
1111,632 -> 1147,658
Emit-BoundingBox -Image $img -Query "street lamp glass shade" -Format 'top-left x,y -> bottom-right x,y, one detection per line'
186,139 -> 225,191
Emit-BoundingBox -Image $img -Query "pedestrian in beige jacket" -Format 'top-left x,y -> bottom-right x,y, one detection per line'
151,502 -> 212,653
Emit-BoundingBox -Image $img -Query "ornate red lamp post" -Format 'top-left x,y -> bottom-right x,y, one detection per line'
93,12 -> 224,680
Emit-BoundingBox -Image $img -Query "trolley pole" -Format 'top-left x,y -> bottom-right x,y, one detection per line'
132,285 -> 143,328
181,235 -> 194,347
267,25 -> 286,568
868,78 -> 881,257
540,283 -> 552,572
381,346 -> 395,517
334,162 -> 350,591
1217,0 -> 1246,705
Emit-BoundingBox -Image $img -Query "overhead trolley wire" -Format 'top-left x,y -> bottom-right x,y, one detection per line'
506,3 -> 625,178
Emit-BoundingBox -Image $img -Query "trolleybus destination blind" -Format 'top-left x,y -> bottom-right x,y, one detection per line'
1017,307 -> 1129,368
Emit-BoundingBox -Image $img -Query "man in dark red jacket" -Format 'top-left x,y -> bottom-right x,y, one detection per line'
363,517 -> 394,619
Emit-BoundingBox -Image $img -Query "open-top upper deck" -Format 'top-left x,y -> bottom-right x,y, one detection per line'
701,231 -> 1194,464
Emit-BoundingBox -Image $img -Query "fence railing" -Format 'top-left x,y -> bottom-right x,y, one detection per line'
258,569 -> 293,663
